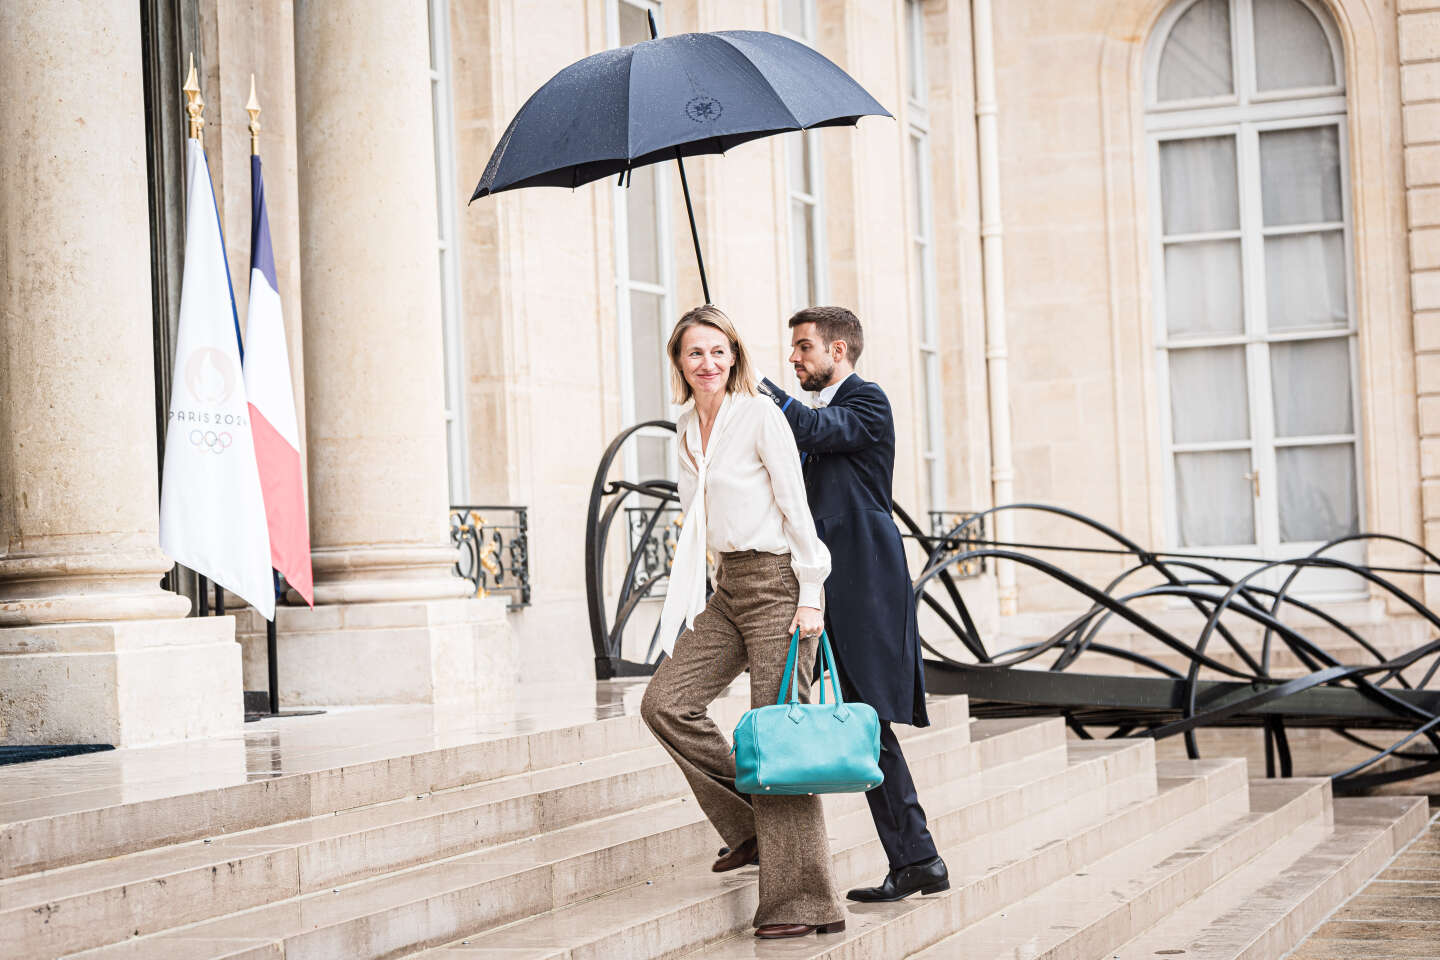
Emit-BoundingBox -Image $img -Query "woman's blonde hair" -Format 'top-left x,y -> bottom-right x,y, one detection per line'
666,305 -> 758,403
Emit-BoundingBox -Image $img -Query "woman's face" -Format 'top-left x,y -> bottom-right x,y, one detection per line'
679,324 -> 734,400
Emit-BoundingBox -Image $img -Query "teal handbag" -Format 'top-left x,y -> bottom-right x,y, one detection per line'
732,630 -> 883,795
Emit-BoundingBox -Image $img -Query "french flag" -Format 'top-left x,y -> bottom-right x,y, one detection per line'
243,154 -> 314,606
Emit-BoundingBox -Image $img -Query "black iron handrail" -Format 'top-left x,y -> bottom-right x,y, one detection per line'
914,503 -> 1440,791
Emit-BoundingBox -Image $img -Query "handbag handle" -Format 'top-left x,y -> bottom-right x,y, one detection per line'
778,629 -> 845,707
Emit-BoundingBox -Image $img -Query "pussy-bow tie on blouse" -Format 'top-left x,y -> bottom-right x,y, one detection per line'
656,394 -> 735,655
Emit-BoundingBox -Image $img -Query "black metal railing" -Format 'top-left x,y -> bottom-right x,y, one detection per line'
586,421 -> 681,678
926,511 -> 987,578
625,505 -> 683,595
913,503 -> 1440,792
451,505 -> 531,608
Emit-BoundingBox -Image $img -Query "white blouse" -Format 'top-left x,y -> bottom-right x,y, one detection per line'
656,392 -> 831,654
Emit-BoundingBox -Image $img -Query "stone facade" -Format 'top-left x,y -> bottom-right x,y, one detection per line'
0,0 -> 1430,743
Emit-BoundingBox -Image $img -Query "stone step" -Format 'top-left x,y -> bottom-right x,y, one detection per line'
0,690 -> 754,882
4,695 -> 969,960
907,774 -> 1332,959
62,713 -> 1052,960
657,754 -> 1249,959
405,732 -> 1168,960
1113,795 -> 1430,960
38,698 -> 976,960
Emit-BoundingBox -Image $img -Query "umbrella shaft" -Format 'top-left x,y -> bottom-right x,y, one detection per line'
673,150 -> 711,305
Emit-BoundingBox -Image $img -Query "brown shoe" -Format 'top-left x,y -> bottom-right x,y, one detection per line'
755,920 -> 846,939
711,835 -> 758,872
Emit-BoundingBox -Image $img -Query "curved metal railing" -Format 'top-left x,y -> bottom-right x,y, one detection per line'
916,504 -> 1440,791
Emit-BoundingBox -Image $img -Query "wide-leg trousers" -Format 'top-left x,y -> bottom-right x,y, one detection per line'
640,550 -> 845,928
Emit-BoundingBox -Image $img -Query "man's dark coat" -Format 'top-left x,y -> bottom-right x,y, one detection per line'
761,373 -> 929,727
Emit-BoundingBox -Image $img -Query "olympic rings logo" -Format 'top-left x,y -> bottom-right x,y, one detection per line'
188,429 -> 233,454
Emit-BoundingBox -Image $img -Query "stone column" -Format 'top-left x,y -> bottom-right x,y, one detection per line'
0,1 -> 241,745
287,1 -> 511,709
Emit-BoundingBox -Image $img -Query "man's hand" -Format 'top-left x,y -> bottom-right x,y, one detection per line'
789,605 -> 824,640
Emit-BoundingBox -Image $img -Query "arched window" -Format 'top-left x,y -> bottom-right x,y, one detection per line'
1146,0 -> 1360,593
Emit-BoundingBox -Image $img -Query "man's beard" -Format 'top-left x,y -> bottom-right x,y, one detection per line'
799,359 -> 835,393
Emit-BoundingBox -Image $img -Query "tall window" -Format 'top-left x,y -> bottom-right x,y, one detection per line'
906,0 -> 944,509
782,0 -> 825,311
1147,0 -> 1359,590
429,0 -> 468,501
613,0 -> 675,481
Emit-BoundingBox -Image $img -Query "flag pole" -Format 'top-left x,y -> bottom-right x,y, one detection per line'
246,75 -> 282,717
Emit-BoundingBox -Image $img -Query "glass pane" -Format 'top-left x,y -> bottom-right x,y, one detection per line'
1175,450 -> 1256,546
1159,136 -> 1239,235
626,164 -> 661,285
629,290 -> 667,420
1270,337 -> 1353,437
1253,0 -> 1335,91
1264,230 -> 1347,331
781,0 -> 808,38
912,240 -> 926,339
1169,345 -> 1250,443
618,1 -> 649,45
1277,443 -> 1357,543
1259,126 -> 1342,227
923,352 -> 941,452
790,199 -> 816,309
1164,239 -> 1243,338
637,435 -> 670,482
910,134 -> 927,238
906,0 -> 925,104
788,132 -> 811,195
1157,0 -> 1233,101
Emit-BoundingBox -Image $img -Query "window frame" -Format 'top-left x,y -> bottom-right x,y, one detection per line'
610,0 -> 677,483
905,0 -> 945,510
1145,0 -> 1362,595
429,0 -> 469,502
781,0 -> 827,312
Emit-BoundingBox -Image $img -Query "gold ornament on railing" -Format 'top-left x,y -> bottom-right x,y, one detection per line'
183,54 -> 204,140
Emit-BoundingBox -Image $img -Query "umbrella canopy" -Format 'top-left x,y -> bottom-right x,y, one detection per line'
472,30 -> 890,199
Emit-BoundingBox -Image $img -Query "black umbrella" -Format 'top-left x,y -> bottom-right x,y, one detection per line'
471,14 -> 890,303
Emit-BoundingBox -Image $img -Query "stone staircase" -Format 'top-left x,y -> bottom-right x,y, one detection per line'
0,692 -> 1426,960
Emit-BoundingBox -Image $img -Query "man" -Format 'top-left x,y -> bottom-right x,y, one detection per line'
757,306 -> 948,902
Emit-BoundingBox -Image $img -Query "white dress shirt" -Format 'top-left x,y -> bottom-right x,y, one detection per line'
812,377 -> 844,407
656,392 -> 831,654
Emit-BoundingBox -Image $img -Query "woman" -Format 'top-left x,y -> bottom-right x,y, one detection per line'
640,305 -> 846,939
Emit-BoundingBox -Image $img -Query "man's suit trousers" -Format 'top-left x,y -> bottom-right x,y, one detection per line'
838,672 -> 939,870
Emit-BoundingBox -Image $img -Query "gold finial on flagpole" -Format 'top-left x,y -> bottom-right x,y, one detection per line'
183,53 -> 204,139
246,74 -> 262,156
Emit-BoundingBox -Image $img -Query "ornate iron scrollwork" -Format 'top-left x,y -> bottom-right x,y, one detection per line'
451,505 -> 530,609
914,503 -> 1440,792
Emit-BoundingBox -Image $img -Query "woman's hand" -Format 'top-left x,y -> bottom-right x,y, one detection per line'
789,605 -> 824,640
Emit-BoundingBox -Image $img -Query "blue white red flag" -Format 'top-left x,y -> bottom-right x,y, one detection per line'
159,139 -> 275,619
243,155 -> 314,606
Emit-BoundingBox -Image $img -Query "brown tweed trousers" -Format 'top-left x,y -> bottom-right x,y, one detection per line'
640,549 -> 845,928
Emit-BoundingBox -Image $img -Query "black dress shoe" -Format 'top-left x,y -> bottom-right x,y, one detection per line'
846,855 -> 949,902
